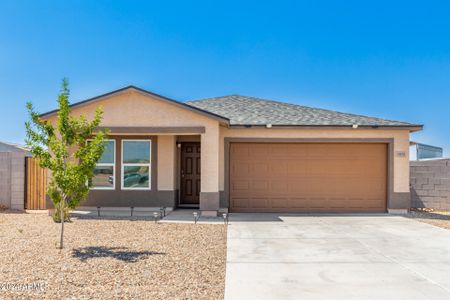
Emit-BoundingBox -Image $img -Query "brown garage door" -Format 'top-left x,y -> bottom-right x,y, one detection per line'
230,143 -> 387,213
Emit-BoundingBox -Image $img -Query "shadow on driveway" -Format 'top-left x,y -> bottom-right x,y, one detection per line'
72,246 -> 165,262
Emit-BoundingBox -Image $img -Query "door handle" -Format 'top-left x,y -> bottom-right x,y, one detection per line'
181,170 -> 185,178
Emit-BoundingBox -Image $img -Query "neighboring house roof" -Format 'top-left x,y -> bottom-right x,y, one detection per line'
186,95 -> 422,129
0,141 -> 30,153
39,85 -> 422,131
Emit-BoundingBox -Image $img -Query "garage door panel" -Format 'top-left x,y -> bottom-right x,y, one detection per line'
231,198 -> 250,209
287,161 -> 308,175
307,144 -> 342,157
270,162 -> 288,175
270,180 -> 289,192
348,198 -> 368,208
288,198 -> 309,208
231,145 -> 250,158
309,198 -> 329,209
231,180 -> 250,191
308,160 -> 367,176
249,145 -> 269,158
251,163 -> 270,175
366,199 -> 385,208
307,178 -> 339,196
268,144 -> 289,157
270,198 -> 289,208
272,144 -> 309,157
251,180 -> 270,191
230,143 -> 387,213
250,198 -> 269,209
233,163 -> 251,177
328,199 -> 347,209
288,182 -> 310,194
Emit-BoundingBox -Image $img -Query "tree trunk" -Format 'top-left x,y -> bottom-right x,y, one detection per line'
59,201 -> 65,249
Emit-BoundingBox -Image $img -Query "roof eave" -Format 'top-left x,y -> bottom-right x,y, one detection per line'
39,86 -> 230,125
229,124 -> 424,132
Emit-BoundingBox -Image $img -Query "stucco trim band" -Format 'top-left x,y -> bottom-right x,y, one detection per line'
97,126 -> 206,134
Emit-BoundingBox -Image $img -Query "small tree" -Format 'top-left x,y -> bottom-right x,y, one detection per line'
25,79 -> 108,249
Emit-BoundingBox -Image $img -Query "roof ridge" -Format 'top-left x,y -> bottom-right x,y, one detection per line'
186,94 -> 242,103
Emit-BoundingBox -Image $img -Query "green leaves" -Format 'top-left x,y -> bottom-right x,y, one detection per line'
25,79 -> 108,209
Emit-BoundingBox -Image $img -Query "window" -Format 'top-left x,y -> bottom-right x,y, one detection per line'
121,140 -> 151,190
89,140 -> 115,189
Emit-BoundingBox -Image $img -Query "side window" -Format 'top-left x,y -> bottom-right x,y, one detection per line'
89,140 -> 115,189
121,140 -> 151,190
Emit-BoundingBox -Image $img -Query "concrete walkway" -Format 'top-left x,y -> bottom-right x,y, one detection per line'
160,209 -> 226,224
70,208 -> 229,224
225,214 -> 450,300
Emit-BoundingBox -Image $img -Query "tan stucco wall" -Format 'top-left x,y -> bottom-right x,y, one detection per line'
201,124 -> 220,192
157,135 -> 176,190
220,128 -> 411,193
44,90 -> 221,193
45,90 -> 219,128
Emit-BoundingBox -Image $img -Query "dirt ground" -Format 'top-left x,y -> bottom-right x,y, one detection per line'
407,209 -> 450,231
0,212 -> 227,299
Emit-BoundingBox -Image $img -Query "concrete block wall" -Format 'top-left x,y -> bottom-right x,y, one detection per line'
10,152 -> 26,210
0,152 -> 26,210
410,159 -> 450,210
0,152 -> 12,208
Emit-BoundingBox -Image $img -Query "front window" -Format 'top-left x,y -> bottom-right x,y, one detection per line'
121,140 -> 151,190
89,140 -> 115,189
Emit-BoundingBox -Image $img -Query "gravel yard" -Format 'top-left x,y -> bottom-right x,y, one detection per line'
0,212 -> 227,299
407,209 -> 450,231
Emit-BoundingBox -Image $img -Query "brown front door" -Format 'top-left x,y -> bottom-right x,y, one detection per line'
180,142 -> 201,205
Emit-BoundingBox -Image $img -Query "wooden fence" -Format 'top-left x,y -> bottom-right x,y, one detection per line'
25,157 -> 47,210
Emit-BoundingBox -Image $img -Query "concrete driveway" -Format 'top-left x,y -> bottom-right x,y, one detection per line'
225,214 -> 450,300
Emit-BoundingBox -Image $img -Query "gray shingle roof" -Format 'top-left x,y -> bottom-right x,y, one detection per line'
186,95 -> 419,127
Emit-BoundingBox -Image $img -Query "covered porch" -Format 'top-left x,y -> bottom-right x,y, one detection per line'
85,126 -> 222,216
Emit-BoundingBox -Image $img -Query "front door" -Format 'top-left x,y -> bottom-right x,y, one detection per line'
180,142 -> 201,205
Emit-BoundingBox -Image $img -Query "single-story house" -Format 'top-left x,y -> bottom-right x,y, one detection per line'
40,86 -> 422,215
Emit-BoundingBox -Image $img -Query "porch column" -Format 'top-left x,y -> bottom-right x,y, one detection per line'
157,135 -> 177,208
200,124 -> 220,216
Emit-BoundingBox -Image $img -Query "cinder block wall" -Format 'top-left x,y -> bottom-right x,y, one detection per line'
0,152 -> 12,208
410,159 -> 450,210
0,152 -> 26,210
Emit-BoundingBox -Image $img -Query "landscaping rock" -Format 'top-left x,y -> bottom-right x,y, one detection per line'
0,213 -> 227,299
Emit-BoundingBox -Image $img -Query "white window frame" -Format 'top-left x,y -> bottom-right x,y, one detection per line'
89,139 -> 116,190
121,139 -> 152,190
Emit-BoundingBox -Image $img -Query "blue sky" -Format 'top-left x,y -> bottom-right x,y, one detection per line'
1,1 -> 449,155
